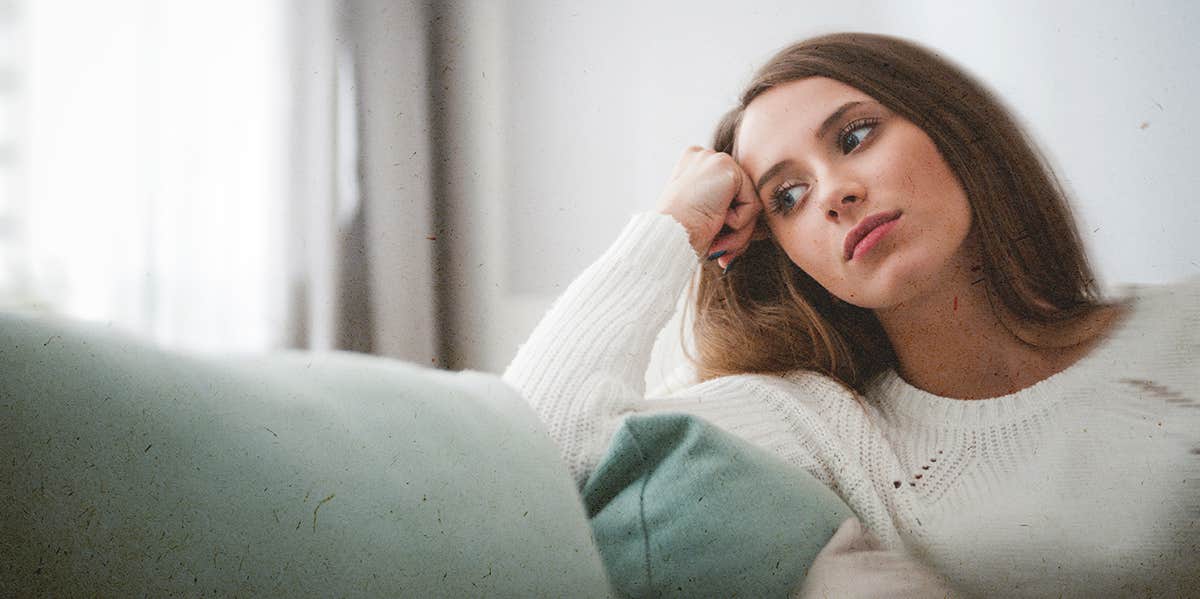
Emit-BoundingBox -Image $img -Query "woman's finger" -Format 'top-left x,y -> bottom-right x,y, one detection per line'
713,222 -> 756,270
726,162 -> 761,229
710,164 -> 764,267
705,164 -> 757,264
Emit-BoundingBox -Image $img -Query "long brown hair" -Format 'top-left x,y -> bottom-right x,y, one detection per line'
690,32 -> 1107,393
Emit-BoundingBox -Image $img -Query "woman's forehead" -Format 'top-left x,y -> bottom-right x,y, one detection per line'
734,77 -> 875,169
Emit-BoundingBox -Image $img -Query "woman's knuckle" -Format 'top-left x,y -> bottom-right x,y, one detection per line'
725,164 -> 742,188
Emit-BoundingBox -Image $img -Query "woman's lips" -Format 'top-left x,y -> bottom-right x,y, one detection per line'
844,210 -> 902,261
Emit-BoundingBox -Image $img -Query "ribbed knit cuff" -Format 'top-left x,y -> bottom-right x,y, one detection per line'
594,212 -> 700,290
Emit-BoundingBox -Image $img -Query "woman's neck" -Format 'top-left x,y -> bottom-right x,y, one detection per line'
871,263 -> 1125,401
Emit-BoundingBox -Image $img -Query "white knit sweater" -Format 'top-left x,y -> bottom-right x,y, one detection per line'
502,212 -> 1200,598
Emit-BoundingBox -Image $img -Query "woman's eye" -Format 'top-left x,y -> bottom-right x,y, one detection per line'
839,122 -> 876,154
771,183 -> 808,215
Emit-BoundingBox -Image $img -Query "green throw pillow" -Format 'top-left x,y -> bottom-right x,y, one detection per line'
0,313 -> 613,597
583,413 -> 852,598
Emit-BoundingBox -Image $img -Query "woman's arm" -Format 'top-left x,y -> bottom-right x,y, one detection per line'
503,147 -> 762,489
502,211 -> 699,488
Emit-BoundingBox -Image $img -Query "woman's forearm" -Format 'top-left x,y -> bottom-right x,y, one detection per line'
502,212 -> 699,488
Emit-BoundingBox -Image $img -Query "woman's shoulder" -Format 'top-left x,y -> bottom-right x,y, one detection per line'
1106,273 -> 1200,332
1093,274 -> 1200,366
1109,273 -> 1200,307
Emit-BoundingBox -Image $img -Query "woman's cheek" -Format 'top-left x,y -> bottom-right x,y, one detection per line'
810,232 -> 835,277
788,239 -> 825,278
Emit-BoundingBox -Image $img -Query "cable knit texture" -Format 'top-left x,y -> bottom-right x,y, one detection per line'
503,211 -> 1200,598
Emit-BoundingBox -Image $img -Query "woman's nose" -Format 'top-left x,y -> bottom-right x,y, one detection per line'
821,184 -> 866,221
809,164 -> 867,220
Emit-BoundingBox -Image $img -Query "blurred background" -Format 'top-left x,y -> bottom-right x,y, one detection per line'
1,0 -> 1197,383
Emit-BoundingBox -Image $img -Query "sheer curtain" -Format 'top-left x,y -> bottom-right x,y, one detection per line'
5,0 -> 438,363
17,0 -> 290,350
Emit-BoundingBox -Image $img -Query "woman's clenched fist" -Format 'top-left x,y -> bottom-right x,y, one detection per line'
656,147 -> 762,269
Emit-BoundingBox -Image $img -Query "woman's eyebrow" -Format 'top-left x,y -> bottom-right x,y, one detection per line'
816,100 -> 864,140
755,160 -> 794,197
753,100 -> 866,197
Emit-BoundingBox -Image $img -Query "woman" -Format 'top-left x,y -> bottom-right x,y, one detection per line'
504,32 -> 1200,597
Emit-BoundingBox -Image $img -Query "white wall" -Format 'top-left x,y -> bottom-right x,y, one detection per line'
897,1 -> 1200,288
437,0 -> 1200,380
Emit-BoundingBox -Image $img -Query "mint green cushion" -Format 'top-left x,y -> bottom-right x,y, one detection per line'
0,314 -> 613,597
583,414 -> 852,598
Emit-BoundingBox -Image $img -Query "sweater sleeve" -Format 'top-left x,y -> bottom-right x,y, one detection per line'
500,212 -> 906,548
502,212 -> 701,488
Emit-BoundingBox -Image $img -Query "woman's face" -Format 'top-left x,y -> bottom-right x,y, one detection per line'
734,76 -> 975,309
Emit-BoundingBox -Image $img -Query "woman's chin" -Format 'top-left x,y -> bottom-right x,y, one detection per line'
837,255 -> 944,310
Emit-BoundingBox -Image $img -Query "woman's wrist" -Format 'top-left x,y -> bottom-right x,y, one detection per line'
656,207 -> 710,258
